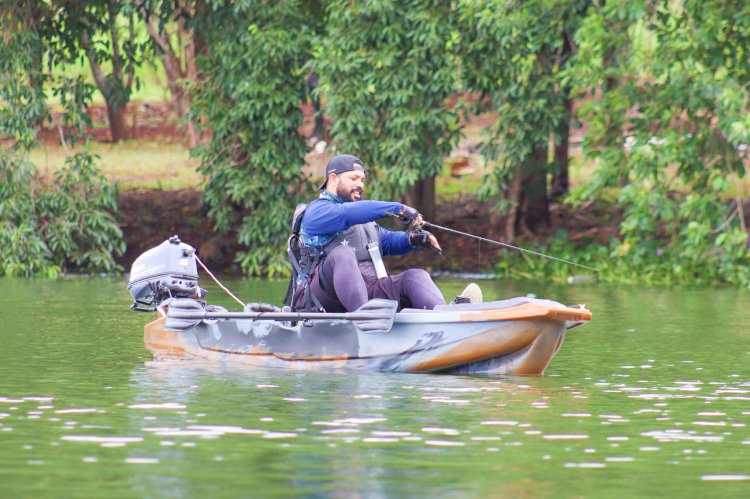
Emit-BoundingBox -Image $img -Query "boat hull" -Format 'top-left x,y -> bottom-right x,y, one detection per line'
143,298 -> 587,375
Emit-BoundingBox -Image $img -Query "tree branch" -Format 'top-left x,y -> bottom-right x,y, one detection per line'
108,0 -> 122,84
125,11 -> 135,90
81,32 -> 107,96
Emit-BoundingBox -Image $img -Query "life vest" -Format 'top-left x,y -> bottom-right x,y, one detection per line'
283,202 -> 385,311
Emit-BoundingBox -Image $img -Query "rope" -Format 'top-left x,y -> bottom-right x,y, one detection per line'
195,255 -> 246,308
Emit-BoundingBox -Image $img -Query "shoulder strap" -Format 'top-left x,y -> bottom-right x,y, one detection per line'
291,203 -> 308,235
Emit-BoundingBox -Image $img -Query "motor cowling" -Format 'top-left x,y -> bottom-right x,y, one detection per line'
128,235 -> 207,311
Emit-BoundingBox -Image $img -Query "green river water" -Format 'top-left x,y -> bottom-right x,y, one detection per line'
1,277 -> 749,498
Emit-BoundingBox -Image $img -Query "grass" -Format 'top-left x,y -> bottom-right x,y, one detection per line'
27,132 -> 587,195
30,139 -> 201,190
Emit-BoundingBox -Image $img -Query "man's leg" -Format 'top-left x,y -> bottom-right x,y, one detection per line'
369,268 -> 446,310
312,245 -> 368,312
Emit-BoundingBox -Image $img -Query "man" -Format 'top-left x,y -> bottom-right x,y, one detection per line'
290,154 -> 480,312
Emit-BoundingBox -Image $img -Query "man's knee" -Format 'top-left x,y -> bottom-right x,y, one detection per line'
327,245 -> 358,267
403,268 -> 432,283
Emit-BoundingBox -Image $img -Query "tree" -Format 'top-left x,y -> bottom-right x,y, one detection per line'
316,0 -> 460,219
0,1 -> 124,276
189,0 -> 313,276
139,0 -> 200,147
570,0 -> 750,283
49,1 -> 147,142
458,0 -> 588,240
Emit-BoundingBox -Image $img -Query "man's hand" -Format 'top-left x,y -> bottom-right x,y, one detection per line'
409,228 -> 442,254
399,205 -> 423,228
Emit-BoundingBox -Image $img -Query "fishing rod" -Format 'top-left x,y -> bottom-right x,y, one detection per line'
386,212 -> 598,273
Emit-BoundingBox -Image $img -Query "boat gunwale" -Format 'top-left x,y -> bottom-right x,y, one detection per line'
395,302 -> 591,324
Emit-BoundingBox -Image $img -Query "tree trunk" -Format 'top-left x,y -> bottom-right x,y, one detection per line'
505,148 -> 550,240
504,162 -> 523,241
183,30 -> 199,148
107,103 -> 129,142
405,175 -> 436,221
521,145 -> 550,232
141,4 -> 199,147
550,31 -> 573,200
190,0 -> 208,147
550,97 -> 572,199
307,70 -> 324,140
81,31 -> 129,142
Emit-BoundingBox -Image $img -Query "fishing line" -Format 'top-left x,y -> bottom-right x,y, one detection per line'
423,221 -> 599,273
479,240 -> 484,273
436,251 -> 454,274
384,211 -> 596,272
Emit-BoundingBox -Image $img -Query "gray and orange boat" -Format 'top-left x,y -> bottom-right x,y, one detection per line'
128,237 -> 592,375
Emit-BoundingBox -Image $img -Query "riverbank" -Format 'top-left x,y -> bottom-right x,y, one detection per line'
118,188 -> 619,275
33,101 -> 749,283
37,100 -> 610,275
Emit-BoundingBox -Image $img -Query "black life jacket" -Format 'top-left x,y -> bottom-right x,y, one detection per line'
283,202 -> 384,311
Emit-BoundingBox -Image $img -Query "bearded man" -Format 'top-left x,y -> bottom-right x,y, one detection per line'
290,154 -> 457,312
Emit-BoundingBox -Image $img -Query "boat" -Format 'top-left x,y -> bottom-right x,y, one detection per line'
128,236 -> 592,375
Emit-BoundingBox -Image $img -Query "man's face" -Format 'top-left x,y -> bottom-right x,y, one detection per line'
333,170 -> 365,202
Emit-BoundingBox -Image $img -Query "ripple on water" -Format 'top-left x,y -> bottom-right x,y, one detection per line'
55,408 -> 98,414
125,457 -> 159,464
313,417 -> 387,427
262,432 -> 298,439
128,403 -> 186,410
480,420 -> 519,426
62,436 -> 143,444
424,440 -> 464,447
641,430 -> 723,443
362,437 -> 399,443
542,434 -> 589,440
421,427 -> 460,436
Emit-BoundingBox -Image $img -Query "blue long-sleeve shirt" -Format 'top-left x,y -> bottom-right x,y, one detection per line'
301,193 -> 413,256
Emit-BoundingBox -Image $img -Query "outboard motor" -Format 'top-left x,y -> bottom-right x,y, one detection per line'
128,235 -> 207,312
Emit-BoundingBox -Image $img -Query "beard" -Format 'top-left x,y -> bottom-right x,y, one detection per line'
336,184 -> 362,202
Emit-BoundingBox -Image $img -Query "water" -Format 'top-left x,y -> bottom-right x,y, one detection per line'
1,277 -> 749,497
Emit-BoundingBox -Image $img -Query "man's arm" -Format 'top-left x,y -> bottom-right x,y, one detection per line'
381,227 -> 443,256
303,199 -> 404,235
380,226 -> 414,256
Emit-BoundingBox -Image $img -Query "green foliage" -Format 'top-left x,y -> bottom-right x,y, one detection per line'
457,0 -> 588,205
190,0 -> 313,277
37,152 -> 125,272
3,1 -> 747,286
0,1 -> 124,276
316,0 -> 460,199
495,227 -> 750,286
569,0 -> 750,285
48,0 -> 147,104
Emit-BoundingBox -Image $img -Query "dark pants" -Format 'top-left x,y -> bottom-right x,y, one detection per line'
308,245 -> 445,312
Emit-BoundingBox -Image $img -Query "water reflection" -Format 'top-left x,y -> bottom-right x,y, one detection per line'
119,359 -> 608,496
1,277 -> 750,496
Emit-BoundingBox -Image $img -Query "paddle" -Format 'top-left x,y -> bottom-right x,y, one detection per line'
164,298 -> 398,335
